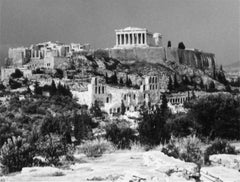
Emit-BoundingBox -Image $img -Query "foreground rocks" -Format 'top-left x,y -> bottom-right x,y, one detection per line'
2,151 -> 240,182
209,154 -> 240,170
0,151 -> 199,182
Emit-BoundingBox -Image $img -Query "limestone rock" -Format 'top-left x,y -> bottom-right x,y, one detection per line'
209,154 -> 240,170
21,167 -> 65,177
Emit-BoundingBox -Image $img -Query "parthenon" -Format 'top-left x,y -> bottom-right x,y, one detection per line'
114,27 -> 162,48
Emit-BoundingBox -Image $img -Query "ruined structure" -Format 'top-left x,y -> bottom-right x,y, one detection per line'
73,75 -> 169,115
110,27 -> 216,75
7,41 -> 90,68
114,27 -> 162,48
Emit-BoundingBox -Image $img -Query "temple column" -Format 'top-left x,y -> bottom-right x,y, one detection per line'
125,33 -> 128,44
116,34 -> 118,45
123,33 -> 125,45
145,33 -> 147,45
139,33 -> 142,44
120,34 -> 122,45
134,33 -> 137,44
136,33 -> 139,45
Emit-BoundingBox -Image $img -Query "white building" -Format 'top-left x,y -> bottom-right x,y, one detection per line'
114,27 -> 163,48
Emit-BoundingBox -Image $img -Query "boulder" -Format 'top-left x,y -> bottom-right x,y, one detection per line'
209,154 -> 240,170
21,167 -> 65,177
143,151 -> 200,179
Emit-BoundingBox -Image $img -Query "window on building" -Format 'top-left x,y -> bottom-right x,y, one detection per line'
149,77 -> 151,83
106,97 -> 109,103
133,94 -> 136,99
95,78 -> 97,85
155,77 -> 157,83
143,85 -> 145,91
98,86 -> 101,94
102,86 -> 104,94
95,87 -> 98,94
144,94 -> 146,98
110,108 -> 112,114
117,108 -> 120,113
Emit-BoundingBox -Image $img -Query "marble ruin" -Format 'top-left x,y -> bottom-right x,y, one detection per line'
114,27 -> 162,48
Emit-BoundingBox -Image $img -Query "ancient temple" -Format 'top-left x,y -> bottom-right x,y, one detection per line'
114,27 -> 162,48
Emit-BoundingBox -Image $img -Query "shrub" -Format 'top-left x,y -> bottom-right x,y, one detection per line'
161,137 -> 179,159
162,135 -> 203,165
36,135 -> 67,166
204,139 -> 237,164
11,69 -> 23,79
77,138 -> 114,158
0,136 -> 35,173
105,122 -> 136,149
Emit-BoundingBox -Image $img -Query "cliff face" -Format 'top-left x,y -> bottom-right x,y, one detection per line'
109,47 -> 216,77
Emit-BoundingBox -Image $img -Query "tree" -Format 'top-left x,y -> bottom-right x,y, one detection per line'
178,42 -> 185,49
54,69 -> 64,79
34,81 -> 42,95
50,80 -> 57,96
160,94 -> 168,118
173,73 -> 179,90
185,94 -> 240,139
9,79 -> 22,89
121,100 -> 126,115
199,79 -> 204,90
105,73 -> 109,84
90,100 -> 102,117
126,75 -> 132,87
167,76 -> 173,91
208,81 -> 216,92
119,77 -> 124,85
11,69 -> 23,79
191,90 -> 196,99
110,72 -> 118,85
225,84 -> 232,92
73,111 -> 96,144
167,41 -> 171,48
138,107 -> 169,145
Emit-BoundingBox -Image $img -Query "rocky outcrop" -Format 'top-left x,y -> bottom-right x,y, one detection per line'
0,151 -> 200,182
209,154 -> 240,170
109,47 -> 216,74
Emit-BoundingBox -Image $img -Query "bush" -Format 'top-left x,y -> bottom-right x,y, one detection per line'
77,138 -> 114,158
0,136 -> 35,173
36,135 -> 67,166
162,135 -> 203,165
11,69 -> 23,79
204,139 -> 237,164
105,122 -> 136,149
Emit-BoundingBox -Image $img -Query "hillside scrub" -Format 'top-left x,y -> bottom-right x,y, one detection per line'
162,135 -> 203,165
77,138 -> 114,158
184,93 -> 240,140
0,93 -> 98,173
105,120 -> 137,149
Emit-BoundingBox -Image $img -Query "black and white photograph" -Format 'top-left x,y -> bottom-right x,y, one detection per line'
0,0 -> 239,181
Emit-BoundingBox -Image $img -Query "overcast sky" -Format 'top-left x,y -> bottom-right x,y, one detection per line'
0,0 -> 239,65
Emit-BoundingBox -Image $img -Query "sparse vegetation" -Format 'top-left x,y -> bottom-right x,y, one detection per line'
162,135 -> 203,165
204,139 -> 237,164
77,138 -> 114,157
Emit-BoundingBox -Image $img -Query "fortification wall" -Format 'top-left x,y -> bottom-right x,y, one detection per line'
109,47 -> 166,64
109,47 -> 215,71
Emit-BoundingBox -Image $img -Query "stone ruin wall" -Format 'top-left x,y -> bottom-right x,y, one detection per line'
109,47 -> 216,72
